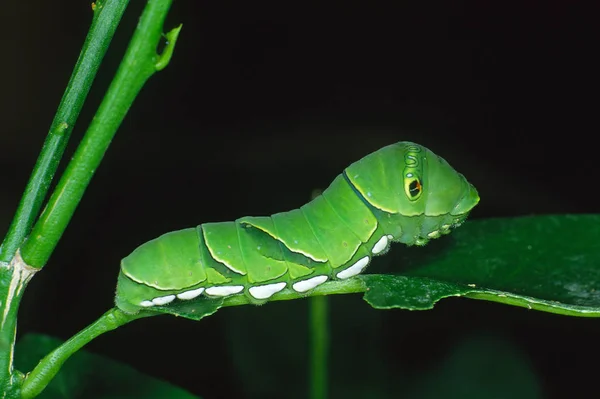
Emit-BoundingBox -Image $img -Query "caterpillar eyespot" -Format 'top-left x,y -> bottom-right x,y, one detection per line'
406,177 -> 422,200
116,142 -> 480,314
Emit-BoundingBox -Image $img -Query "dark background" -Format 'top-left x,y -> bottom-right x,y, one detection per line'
1,1 -> 598,398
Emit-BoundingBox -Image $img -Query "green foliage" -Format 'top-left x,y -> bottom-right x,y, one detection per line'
365,214 -> 600,316
15,334 -> 199,399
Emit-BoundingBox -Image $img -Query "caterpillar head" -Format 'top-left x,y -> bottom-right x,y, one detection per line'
412,145 -> 479,218
345,141 -> 479,245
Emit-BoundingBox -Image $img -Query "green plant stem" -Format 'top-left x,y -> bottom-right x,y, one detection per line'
20,0 -> 181,268
222,278 -> 366,307
0,254 -> 35,396
309,296 -> 329,399
0,0 -> 130,263
1,0 -> 179,394
20,308 -> 151,399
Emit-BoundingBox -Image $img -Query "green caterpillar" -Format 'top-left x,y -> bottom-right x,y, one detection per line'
116,142 -> 479,314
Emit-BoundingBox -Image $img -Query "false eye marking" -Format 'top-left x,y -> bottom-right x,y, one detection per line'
403,144 -> 424,201
371,236 -> 389,254
177,287 -> 205,300
336,256 -> 370,279
249,282 -> 287,300
152,295 -> 176,306
293,275 -> 328,293
205,285 -> 244,297
404,177 -> 422,200
409,179 -> 421,196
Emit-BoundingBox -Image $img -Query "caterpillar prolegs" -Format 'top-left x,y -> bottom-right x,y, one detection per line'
116,142 -> 479,314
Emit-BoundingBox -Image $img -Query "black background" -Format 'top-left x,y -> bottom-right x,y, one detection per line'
1,1 -> 598,398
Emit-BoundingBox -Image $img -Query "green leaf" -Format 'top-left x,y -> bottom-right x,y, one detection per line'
363,214 -> 600,316
15,334 -> 200,399
362,274 -> 473,310
146,297 -> 224,321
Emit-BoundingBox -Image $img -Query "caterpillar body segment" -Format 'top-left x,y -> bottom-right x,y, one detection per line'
116,142 -> 479,314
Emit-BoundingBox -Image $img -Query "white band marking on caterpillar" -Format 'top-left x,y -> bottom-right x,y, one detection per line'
249,282 -> 287,300
292,275 -> 328,293
371,236 -> 389,254
336,256 -> 370,279
176,287 -> 205,300
152,295 -> 176,306
205,285 -> 244,297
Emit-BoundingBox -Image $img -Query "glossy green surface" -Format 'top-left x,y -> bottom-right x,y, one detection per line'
364,214 -> 600,316
121,228 -> 205,290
